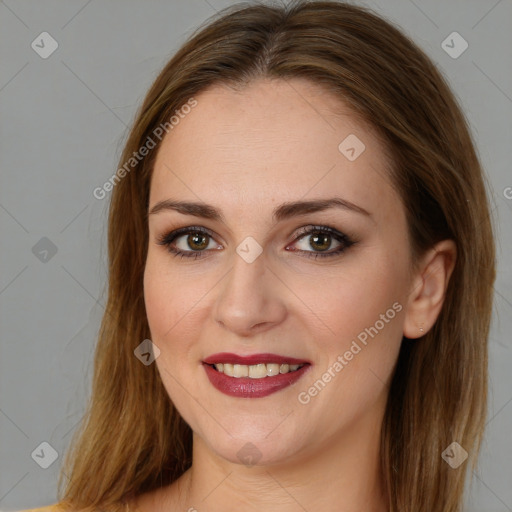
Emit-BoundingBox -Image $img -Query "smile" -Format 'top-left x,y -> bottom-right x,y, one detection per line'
202,352 -> 312,398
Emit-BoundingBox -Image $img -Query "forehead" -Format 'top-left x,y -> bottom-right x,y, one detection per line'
150,78 -> 398,220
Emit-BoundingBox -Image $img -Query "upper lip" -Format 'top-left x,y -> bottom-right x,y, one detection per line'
203,352 -> 311,365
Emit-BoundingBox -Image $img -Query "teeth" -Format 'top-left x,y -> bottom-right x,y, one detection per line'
266,363 -> 280,376
212,362 -> 304,378
223,363 -> 234,377
249,363 -> 267,378
233,364 -> 248,378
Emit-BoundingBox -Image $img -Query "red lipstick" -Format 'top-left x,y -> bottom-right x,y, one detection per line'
202,352 -> 311,398
203,352 -> 310,366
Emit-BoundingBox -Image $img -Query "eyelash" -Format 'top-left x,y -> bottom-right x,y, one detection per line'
156,225 -> 355,261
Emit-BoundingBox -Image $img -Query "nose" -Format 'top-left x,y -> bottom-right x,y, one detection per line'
213,247 -> 288,337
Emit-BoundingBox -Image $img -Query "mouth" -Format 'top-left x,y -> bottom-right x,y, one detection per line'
202,352 -> 312,398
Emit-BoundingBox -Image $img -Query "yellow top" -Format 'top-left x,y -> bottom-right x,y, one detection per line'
17,506 -> 62,512
15,501 -> 140,512
15,502 -> 136,512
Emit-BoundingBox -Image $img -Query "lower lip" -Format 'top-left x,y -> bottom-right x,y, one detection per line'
203,363 -> 311,398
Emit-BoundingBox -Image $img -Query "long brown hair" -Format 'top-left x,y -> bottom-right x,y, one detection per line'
57,2 -> 496,511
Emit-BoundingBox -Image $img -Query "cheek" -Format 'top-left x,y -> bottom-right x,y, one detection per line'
292,253 -> 406,403
143,256 -> 189,345
294,257 -> 405,346
143,262 -> 169,336
143,254 -> 214,357
143,258 -> 200,407
144,251 -> 183,322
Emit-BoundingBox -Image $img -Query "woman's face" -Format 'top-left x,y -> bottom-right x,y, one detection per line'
144,78 -> 413,466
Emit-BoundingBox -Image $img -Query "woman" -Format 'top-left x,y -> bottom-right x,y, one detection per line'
23,1 -> 496,511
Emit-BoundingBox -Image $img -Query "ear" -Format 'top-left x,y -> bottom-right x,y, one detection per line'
403,239 -> 457,339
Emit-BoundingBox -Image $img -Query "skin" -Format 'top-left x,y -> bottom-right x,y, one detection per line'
136,77 -> 456,512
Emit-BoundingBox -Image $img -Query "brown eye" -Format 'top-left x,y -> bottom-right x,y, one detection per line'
308,232 -> 332,252
187,232 -> 210,251
288,225 -> 355,259
157,226 -> 219,260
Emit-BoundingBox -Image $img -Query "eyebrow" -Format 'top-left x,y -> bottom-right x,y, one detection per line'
148,197 -> 371,223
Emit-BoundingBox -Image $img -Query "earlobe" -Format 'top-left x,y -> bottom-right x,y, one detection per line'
403,239 -> 457,339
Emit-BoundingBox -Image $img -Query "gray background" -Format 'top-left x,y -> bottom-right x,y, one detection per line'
0,0 -> 511,510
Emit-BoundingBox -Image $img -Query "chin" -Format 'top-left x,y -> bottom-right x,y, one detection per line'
208,435 -> 300,467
